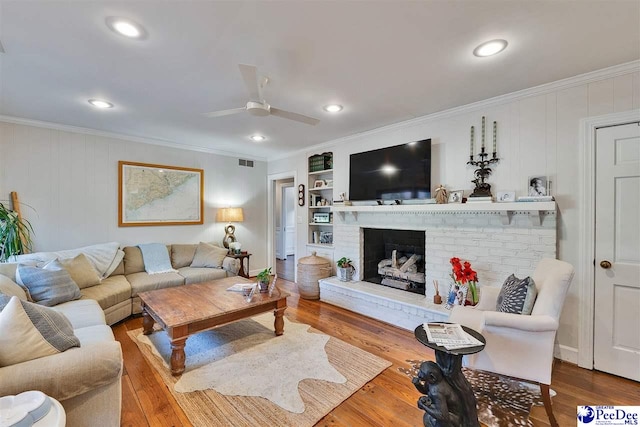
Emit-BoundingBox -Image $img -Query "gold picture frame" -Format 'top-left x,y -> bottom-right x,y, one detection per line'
118,161 -> 204,227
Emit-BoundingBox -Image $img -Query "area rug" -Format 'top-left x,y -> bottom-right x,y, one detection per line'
129,314 -> 391,427
400,360 -> 554,427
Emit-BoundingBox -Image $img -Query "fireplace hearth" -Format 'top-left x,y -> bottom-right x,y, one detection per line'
363,228 -> 425,295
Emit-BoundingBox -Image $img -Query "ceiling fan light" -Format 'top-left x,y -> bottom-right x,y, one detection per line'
250,135 -> 266,142
473,39 -> 508,57
106,17 -> 147,39
323,104 -> 343,113
88,99 -> 114,109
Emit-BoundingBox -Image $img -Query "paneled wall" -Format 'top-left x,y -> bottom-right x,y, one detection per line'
0,122 -> 269,272
268,63 -> 640,360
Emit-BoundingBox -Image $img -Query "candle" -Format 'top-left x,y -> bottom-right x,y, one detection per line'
493,121 -> 497,154
481,116 -> 486,151
470,126 -> 475,157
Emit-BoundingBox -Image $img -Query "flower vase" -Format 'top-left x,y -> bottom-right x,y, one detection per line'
466,282 -> 479,306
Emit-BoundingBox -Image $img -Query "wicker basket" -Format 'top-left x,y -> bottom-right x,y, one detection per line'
297,252 -> 332,300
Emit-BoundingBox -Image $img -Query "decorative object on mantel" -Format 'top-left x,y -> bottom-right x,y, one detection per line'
468,117 -> 500,199
448,190 -> 463,204
434,185 -> 448,204
497,191 -> 516,202
433,280 -> 442,304
449,257 -> 479,307
336,257 -> 354,282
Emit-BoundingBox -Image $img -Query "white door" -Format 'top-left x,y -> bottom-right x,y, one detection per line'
594,122 -> 640,381
284,186 -> 296,256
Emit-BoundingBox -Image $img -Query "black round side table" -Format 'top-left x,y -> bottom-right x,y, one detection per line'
413,324 -> 486,427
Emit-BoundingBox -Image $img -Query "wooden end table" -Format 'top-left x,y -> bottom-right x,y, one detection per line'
413,324 -> 486,427
228,252 -> 251,278
139,276 -> 288,375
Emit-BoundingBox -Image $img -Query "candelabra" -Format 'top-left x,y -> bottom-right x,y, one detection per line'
467,149 -> 499,198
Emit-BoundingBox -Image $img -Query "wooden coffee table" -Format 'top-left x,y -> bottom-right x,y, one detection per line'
139,276 -> 289,375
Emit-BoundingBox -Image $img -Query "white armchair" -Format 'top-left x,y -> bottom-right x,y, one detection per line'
449,258 -> 574,427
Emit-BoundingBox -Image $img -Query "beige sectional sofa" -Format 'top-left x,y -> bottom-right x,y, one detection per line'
0,242 -> 239,426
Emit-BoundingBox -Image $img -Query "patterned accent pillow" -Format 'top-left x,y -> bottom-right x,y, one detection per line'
0,295 -> 80,366
190,242 -> 228,268
496,274 -> 537,315
15,264 -> 81,307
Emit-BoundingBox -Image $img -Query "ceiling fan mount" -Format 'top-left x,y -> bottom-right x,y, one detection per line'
203,64 -> 319,126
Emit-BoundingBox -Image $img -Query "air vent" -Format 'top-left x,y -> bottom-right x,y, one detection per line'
238,159 -> 254,168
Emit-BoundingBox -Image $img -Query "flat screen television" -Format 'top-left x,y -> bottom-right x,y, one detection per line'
349,139 -> 431,202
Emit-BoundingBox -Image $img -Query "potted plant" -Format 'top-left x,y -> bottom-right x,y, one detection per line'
0,202 -> 34,262
256,267 -> 272,293
336,257 -> 354,282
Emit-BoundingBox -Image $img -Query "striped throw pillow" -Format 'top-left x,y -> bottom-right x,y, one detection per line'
15,264 -> 81,307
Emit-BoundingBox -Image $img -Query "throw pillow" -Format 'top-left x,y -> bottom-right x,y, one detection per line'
0,275 -> 29,300
44,253 -> 101,289
190,242 -> 229,268
0,295 -> 80,366
15,264 -> 81,307
496,274 -> 538,315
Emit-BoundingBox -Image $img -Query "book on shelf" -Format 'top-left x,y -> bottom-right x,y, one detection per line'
516,195 -> 554,202
465,196 -> 493,203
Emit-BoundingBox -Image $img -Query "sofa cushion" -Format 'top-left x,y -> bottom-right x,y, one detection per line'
73,324 -> 115,346
178,267 -> 228,285
0,263 -> 18,281
190,242 -> 229,268
496,274 -> 538,315
126,271 -> 184,297
0,275 -> 28,300
53,299 -> 106,329
123,246 -> 145,275
0,296 -> 80,367
171,244 -> 197,268
80,275 -> 132,311
110,257 -> 125,277
44,254 -> 102,289
16,265 -> 82,307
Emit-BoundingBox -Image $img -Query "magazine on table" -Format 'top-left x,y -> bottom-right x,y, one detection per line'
423,322 -> 483,350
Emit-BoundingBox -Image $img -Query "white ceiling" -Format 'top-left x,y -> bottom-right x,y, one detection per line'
0,1 -> 638,161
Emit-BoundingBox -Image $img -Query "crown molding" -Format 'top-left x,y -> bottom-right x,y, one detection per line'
267,60 -> 640,162
0,115 -> 267,162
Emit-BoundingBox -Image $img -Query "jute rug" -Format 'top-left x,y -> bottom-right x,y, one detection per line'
129,314 -> 391,427
400,360 -> 554,427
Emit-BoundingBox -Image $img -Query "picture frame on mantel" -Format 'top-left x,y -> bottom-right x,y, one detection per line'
448,190 -> 463,204
118,161 -> 204,227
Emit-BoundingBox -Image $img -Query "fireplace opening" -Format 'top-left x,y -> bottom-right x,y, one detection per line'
363,228 -> 425,295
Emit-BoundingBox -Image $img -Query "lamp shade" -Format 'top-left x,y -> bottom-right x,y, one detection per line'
216,207 -> 244,223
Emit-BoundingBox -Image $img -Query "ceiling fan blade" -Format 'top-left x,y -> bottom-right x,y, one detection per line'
270,107 -> 320,126
238,64 -> 261,100
202,107 -> 246,118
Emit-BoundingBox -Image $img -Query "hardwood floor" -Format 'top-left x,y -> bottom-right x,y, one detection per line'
114,278 -> 640,426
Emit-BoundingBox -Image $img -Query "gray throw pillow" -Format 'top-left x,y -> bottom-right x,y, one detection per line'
496,274 -> 537,315
15,264 -> 81,307
0,295 -> 80,366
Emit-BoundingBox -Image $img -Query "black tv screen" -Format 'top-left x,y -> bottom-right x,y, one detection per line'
349,139 -> 431,201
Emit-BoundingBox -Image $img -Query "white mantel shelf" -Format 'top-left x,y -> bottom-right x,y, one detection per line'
331,201 -> 556,226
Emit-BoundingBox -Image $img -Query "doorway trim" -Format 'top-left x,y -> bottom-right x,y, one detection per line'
578,109 -> 640,369
267,170 -> 297,282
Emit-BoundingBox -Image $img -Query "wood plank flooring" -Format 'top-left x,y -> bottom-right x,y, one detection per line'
114,278 -> 640,427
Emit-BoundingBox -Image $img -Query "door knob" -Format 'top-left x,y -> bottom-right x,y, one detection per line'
600,260 -> 612,269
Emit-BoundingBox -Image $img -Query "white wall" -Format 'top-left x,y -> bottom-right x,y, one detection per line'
268,62 -> 640,357
0,122 -> 269,272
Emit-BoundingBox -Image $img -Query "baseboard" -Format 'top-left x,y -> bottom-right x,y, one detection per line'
555,344 -> 579,365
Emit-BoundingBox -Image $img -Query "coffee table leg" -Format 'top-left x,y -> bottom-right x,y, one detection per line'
170,338 -> 187,376
274,307 -> 286,336
142,309 -> 155,335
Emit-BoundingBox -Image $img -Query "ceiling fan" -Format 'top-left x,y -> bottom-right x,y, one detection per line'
203,64 -> 320,126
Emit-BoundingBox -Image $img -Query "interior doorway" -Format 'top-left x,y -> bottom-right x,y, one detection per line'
267,171 -> 297,284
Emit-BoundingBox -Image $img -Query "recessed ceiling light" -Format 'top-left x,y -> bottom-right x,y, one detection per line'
473,39 -> 508,57
106,17 -> 147,39
323,104 -> 343,113
250,135 -> 266,142
88,99 -> 114,109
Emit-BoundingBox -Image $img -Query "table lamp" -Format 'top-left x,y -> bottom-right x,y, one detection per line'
216,207 -> 244,249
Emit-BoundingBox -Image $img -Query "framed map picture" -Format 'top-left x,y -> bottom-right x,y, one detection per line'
118,161 -> 204,227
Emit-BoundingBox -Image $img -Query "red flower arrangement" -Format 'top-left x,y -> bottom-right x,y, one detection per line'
450,257 -> 479,305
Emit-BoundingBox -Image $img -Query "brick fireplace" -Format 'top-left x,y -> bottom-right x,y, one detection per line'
319,204 -> 557,330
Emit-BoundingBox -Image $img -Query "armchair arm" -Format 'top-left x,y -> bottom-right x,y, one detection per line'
483,311 -> 558,332
476,286 -> 500,310
0,341 -> 123,402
